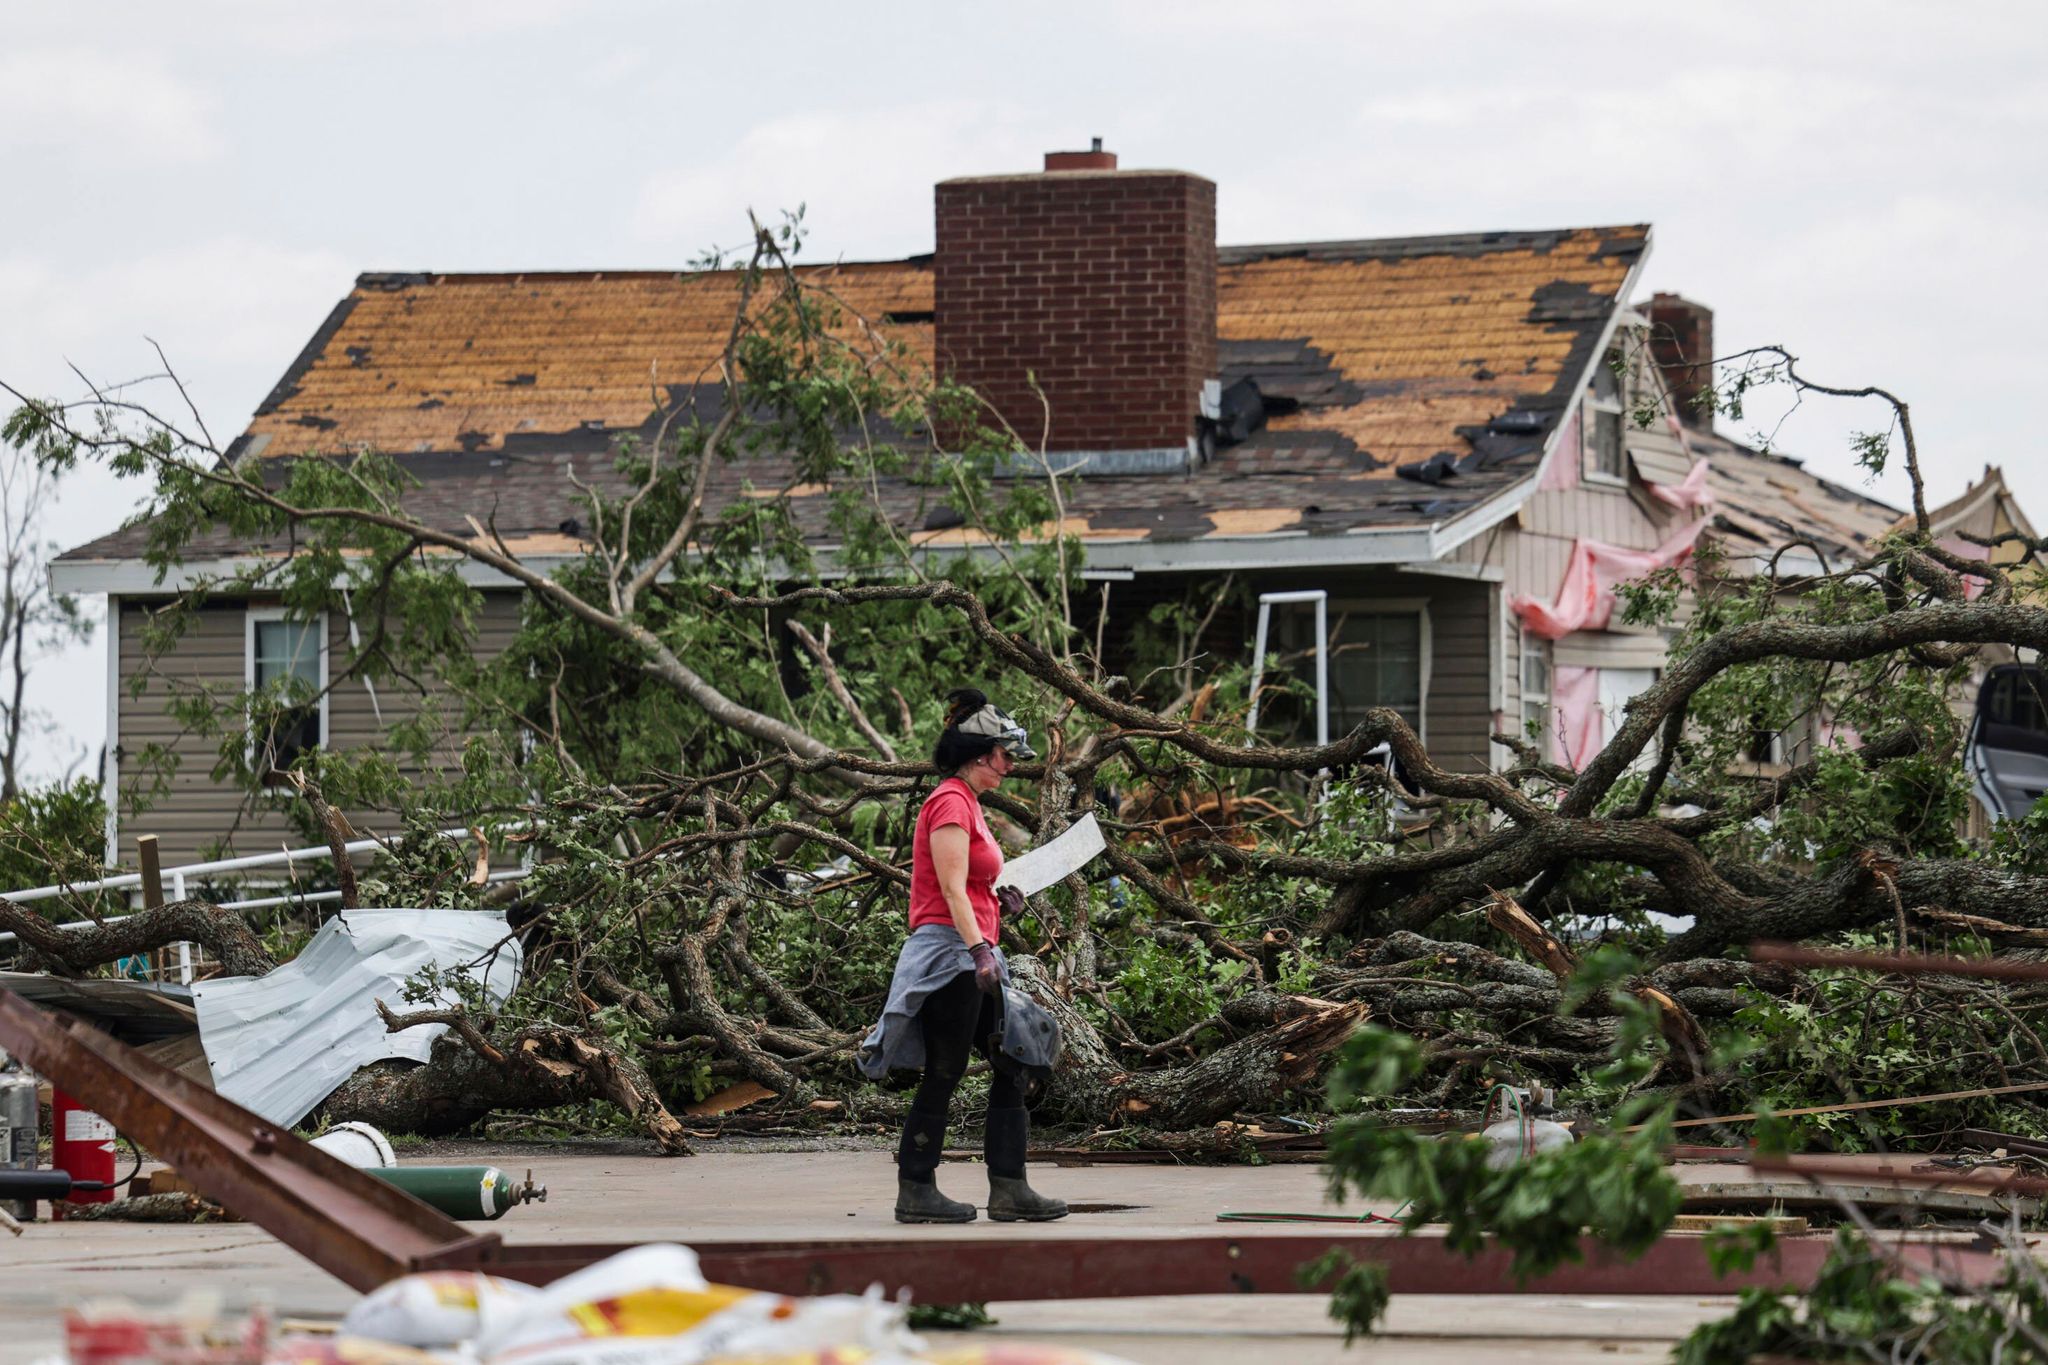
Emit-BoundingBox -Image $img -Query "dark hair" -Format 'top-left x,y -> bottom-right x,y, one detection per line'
932,686 -> 1000,774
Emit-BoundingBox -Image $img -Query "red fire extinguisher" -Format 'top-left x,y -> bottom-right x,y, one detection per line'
51,1089 -> 117,1217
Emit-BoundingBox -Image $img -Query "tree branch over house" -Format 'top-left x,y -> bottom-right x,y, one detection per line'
6,151 -> 2047,1174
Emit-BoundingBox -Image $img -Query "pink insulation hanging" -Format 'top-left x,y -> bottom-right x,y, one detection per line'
1510,514 -> 1713,642
1549,665 -> 1604,768
1648,458 -> 1714,512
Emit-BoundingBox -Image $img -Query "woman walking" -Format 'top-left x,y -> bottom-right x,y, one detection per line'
858,688 -> 1069,1224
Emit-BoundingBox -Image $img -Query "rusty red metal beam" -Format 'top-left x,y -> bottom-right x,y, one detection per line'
1751,942 -> 2048,982
0,988 -> 495,1291
445,1229 -> 2007,1298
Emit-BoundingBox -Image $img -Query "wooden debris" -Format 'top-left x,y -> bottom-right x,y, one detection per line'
1488,891 -> 1709,1071
684,1080 -> 776,1117
60,1192 -> 234,1223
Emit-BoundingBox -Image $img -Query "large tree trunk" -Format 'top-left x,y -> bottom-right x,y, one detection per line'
326,1020 -> 694,1155
1007,955 -> 1369,1127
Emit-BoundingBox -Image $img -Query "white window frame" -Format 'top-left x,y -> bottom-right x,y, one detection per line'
1745,717 -> 1788,768
245,608 -> 330,777
1519,629 -> 1551,749
1583,350 -> 1628,487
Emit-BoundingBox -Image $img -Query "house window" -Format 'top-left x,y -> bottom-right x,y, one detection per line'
1585,353 -> 1626,482
1327,610 -> 1426,737
1746,714 -> 1787,766
1520,632 -> 1551,745
247,610 -> 327,783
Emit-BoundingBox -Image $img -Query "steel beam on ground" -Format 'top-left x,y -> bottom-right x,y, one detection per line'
0,988 -> 493,1291
447,1229 -> 2007,1298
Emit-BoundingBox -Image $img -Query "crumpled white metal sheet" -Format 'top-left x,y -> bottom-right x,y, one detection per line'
192,908 -> 522,1127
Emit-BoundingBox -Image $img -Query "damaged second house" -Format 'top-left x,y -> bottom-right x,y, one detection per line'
54,145 -> 1990,868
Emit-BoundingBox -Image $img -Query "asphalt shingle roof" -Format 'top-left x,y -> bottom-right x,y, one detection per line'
60,225 -> 1649,563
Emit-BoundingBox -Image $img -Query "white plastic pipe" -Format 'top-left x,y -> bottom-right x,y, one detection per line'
0,826 -> 483,905
0,828 -> 521,946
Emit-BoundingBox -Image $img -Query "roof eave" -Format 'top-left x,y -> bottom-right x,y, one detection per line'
51,519 -> 1460,597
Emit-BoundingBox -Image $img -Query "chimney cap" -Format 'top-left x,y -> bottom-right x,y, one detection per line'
1045,141 -> 1118,172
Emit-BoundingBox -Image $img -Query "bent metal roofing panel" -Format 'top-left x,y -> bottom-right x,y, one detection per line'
59,225 -> 1648,564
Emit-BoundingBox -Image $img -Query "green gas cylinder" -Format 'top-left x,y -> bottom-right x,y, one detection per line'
369,1166 -> 546,1220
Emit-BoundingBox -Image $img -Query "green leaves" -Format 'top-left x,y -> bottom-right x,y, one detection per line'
1295,1250 -> 1390,1343
1321,995 -> 1684,1286
1677,1227 -> 2048,1364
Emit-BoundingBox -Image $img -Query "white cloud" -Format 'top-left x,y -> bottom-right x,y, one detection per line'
17,0 -> 582,56
631,104 -> 1046,258
0,237 -> 353,413
0,47 -> 222,163
1,237 -> 354,788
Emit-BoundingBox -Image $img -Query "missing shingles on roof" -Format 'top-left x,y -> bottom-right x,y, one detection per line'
1218,338 -> 1361,409
1217,227 -> 1628,265
499,373 -> 537,387
290,414 -> 339,431
1527,280 -> 1612,325
252,295 -> 359,417
207,224 -> 1645,549
345,346 -> 372,367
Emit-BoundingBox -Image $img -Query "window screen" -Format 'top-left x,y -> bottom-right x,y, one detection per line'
1328,613 -> 1423,733
251,618 -> 321,777
1587,352 -> 1627,480
1591,407 -> 1625,478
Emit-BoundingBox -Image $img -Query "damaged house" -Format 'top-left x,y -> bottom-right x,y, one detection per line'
50,147 -> 1984,863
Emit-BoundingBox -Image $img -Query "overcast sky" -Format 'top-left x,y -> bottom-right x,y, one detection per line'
4,0 -> 2043,784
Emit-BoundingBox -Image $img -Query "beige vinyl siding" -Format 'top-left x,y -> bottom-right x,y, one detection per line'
115,591 -> 523,867
1518,482 -> 1663,550
1273,573 -> 1495,773
1450,448 -> 1681,769
1420,577 -> 1494,771
1627,420 -> 1692,486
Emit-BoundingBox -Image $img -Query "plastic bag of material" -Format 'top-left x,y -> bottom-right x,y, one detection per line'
341,1271 -> 540,1348
474,1244 -> 920,1365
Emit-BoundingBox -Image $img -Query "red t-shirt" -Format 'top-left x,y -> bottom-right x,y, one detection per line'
909,776 -> 1004,945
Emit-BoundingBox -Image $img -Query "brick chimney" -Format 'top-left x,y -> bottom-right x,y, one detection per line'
934,143 -> 1218,470
1647,293 -> 1715,430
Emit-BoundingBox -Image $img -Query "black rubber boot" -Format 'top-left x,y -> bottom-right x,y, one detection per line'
984,1105 -> 1068,1222
895,1177 -> 976,1224
896,1107 -> 975,1224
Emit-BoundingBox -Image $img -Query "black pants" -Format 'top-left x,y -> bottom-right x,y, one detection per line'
912,972 -> 1026,1115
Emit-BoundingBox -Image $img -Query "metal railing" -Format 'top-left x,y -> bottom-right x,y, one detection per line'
0,828 -> 529,963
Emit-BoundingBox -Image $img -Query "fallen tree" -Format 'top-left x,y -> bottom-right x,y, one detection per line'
8,243 -> 2048,1150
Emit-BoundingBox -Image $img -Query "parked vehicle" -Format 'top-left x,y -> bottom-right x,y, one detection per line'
1966,663 -> 2048,820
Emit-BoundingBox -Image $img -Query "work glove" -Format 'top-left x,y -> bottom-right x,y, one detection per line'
996,886 -> 1025,920
968,941 -> 1002,996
